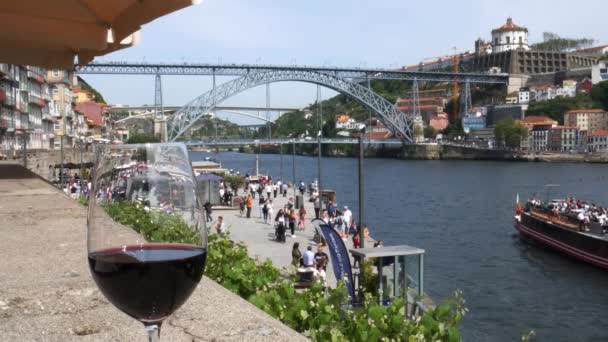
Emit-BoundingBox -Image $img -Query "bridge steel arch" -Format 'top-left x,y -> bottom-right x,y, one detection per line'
167,70 -> 414,142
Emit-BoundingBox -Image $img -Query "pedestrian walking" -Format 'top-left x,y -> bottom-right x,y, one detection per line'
275,209 -> 286,243
262,199 -> 269,223
258,194 -> 265,218
282,183 -> 288,197
292,242 -> 302,267
265,183 -> 272,200
203,201 -> 213,222
298,206 -> 306,231
289,208 -> 297,238
246,194 -> 253,218
267,200 -> 274,225
313,196 -> 321,219
273,183 -> 278,198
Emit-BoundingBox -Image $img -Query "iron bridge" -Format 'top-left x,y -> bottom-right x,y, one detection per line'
77,61 -> 509,84
185,138 -> 404,146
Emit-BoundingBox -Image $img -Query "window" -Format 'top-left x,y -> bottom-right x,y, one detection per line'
52,69 -> 60,77
507,36 -> 511,44
519,36 -> 523,44
52,88 -> 59,95
495,38 -> 499,45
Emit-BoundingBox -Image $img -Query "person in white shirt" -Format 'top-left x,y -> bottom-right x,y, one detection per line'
215,216 -> 228,235
265,184 -> 272,199
343,206 -> 352,226
302,246 -> 315,267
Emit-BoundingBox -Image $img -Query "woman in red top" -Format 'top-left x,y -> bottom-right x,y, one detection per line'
298,206 -> 307,231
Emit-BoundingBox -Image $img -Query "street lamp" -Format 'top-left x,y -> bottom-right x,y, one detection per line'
317,130 -> 322,192
358,127 -> 366,249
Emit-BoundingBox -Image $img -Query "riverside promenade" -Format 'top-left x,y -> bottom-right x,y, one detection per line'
217,186 -> 375,286
0,162 -> 307,342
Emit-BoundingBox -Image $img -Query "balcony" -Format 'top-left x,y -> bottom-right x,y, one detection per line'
0,89 -> 5,103
19,82 -> 28,92
42,113 -> 53,121
5,96 -> 16,107
28,94 -> 45,107
27,70 -> 46,83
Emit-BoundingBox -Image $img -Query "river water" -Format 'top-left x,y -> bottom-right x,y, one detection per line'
192,151 -> 608,342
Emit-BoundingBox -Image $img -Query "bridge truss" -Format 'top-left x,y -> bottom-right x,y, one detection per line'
167,70 -> 415,142
77,61 -> 509,84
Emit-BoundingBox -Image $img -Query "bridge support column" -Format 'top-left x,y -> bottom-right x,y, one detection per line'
154,118 -> 168,142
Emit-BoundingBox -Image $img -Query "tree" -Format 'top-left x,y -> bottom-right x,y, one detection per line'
590,81 -> 608,110
224,174 -> 245,194
423,126 -> 437,139
127,134 -> 160,144
494,118 -> 528,149
526,94 -> 594,124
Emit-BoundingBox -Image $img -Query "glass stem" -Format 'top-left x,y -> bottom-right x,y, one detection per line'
145,324 -> 161,342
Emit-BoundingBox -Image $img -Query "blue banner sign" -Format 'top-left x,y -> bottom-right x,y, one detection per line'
315,219 -> 355,298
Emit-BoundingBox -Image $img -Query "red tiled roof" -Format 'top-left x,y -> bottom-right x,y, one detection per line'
551,126 -> 578,130
492,17 -> 527,33
588,130 -> 608,137
565,109 -> 608,114
74,101 -> 104,127
576,45 -> 608,53
365,131 -> 393,139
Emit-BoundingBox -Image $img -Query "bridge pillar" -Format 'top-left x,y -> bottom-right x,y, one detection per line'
154,118 -> 168,142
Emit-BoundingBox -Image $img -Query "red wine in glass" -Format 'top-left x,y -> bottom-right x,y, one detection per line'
88,244 -> 207,324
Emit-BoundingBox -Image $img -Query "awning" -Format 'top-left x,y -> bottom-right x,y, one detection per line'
196,173 -> 224,181
0,1 -> 200,68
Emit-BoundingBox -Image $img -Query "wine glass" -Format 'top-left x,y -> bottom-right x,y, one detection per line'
87,143 -> 207,341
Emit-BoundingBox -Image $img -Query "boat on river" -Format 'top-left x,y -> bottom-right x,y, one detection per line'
514,197 -> 608,270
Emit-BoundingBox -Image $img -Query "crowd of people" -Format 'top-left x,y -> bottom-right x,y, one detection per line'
525,196 -> 608,232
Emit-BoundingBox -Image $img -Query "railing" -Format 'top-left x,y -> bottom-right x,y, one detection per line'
26,70 -> 46,83
19,81 -> 28,92
28,94 -> 45,106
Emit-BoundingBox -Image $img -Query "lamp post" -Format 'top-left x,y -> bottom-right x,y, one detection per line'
358,127 -> 366,249
22,128 -> 33,169
292,140 -> 296,197
279,143 -> 283,181
317,130 -> 322,192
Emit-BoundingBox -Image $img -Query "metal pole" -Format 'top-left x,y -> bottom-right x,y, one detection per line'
22,132 -> 27,169
292,141 -> 296,197
60,135 -> 64,191
358,129 -> 365,249
280,143 -> 283,181
79,141 -> 84,197
317,85 -> 322,191
266,83 -> 271,139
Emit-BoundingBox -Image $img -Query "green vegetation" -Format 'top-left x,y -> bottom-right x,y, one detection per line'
526,94 -> 595,124
103,200 -> 465,341
590,81 -> 608,110
494,118 -> 528,149
531,32 -> 594,51
190,117 -> 244,140
104,201 -> 200,244
424,126 -> 437,139
127,134 -> 161,144
223,174 -> 245,193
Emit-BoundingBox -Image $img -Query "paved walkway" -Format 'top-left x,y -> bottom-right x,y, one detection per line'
0,162 -> 307,341
217,186 -> 374,287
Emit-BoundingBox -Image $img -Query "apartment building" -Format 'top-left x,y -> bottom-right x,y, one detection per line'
564,109 -> 608,134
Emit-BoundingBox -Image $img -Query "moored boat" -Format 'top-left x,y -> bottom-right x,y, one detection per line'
514,198 -> 608,270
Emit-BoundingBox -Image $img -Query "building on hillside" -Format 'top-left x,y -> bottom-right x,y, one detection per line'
47,69 -> 76,148
491,17 -> 530,53
395,97 -> 445,123
335,114 -> 354,129
429,112 -> 449,131
578,79 -> 593,93
486,104 -> 524,127
518,88 -> 531,104
530,84 -> 557,101
73,87 -> 95,104
462,110 -> 486,132
547,126 -> 581,152
75,101 -> 108,139
592,61 -> 608,85
564,109 -> 608,134
576,45 -> 608,57
521,116 -> 558,152
587,130 -> 608,152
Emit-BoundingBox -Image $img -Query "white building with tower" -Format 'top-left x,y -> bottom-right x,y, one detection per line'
491,17 -> 530,53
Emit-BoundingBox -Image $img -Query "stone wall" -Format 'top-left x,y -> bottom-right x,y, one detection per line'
9,149 -> 95,181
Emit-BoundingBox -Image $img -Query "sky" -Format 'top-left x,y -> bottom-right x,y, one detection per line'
83,0 -> 608,124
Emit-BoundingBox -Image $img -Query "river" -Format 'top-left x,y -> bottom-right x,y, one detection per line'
192,151 -> 608,342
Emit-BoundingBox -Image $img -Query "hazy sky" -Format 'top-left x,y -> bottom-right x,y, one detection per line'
83,0 -> 607,123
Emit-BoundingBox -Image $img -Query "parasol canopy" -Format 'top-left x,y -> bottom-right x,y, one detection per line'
0,0 -> 200,68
